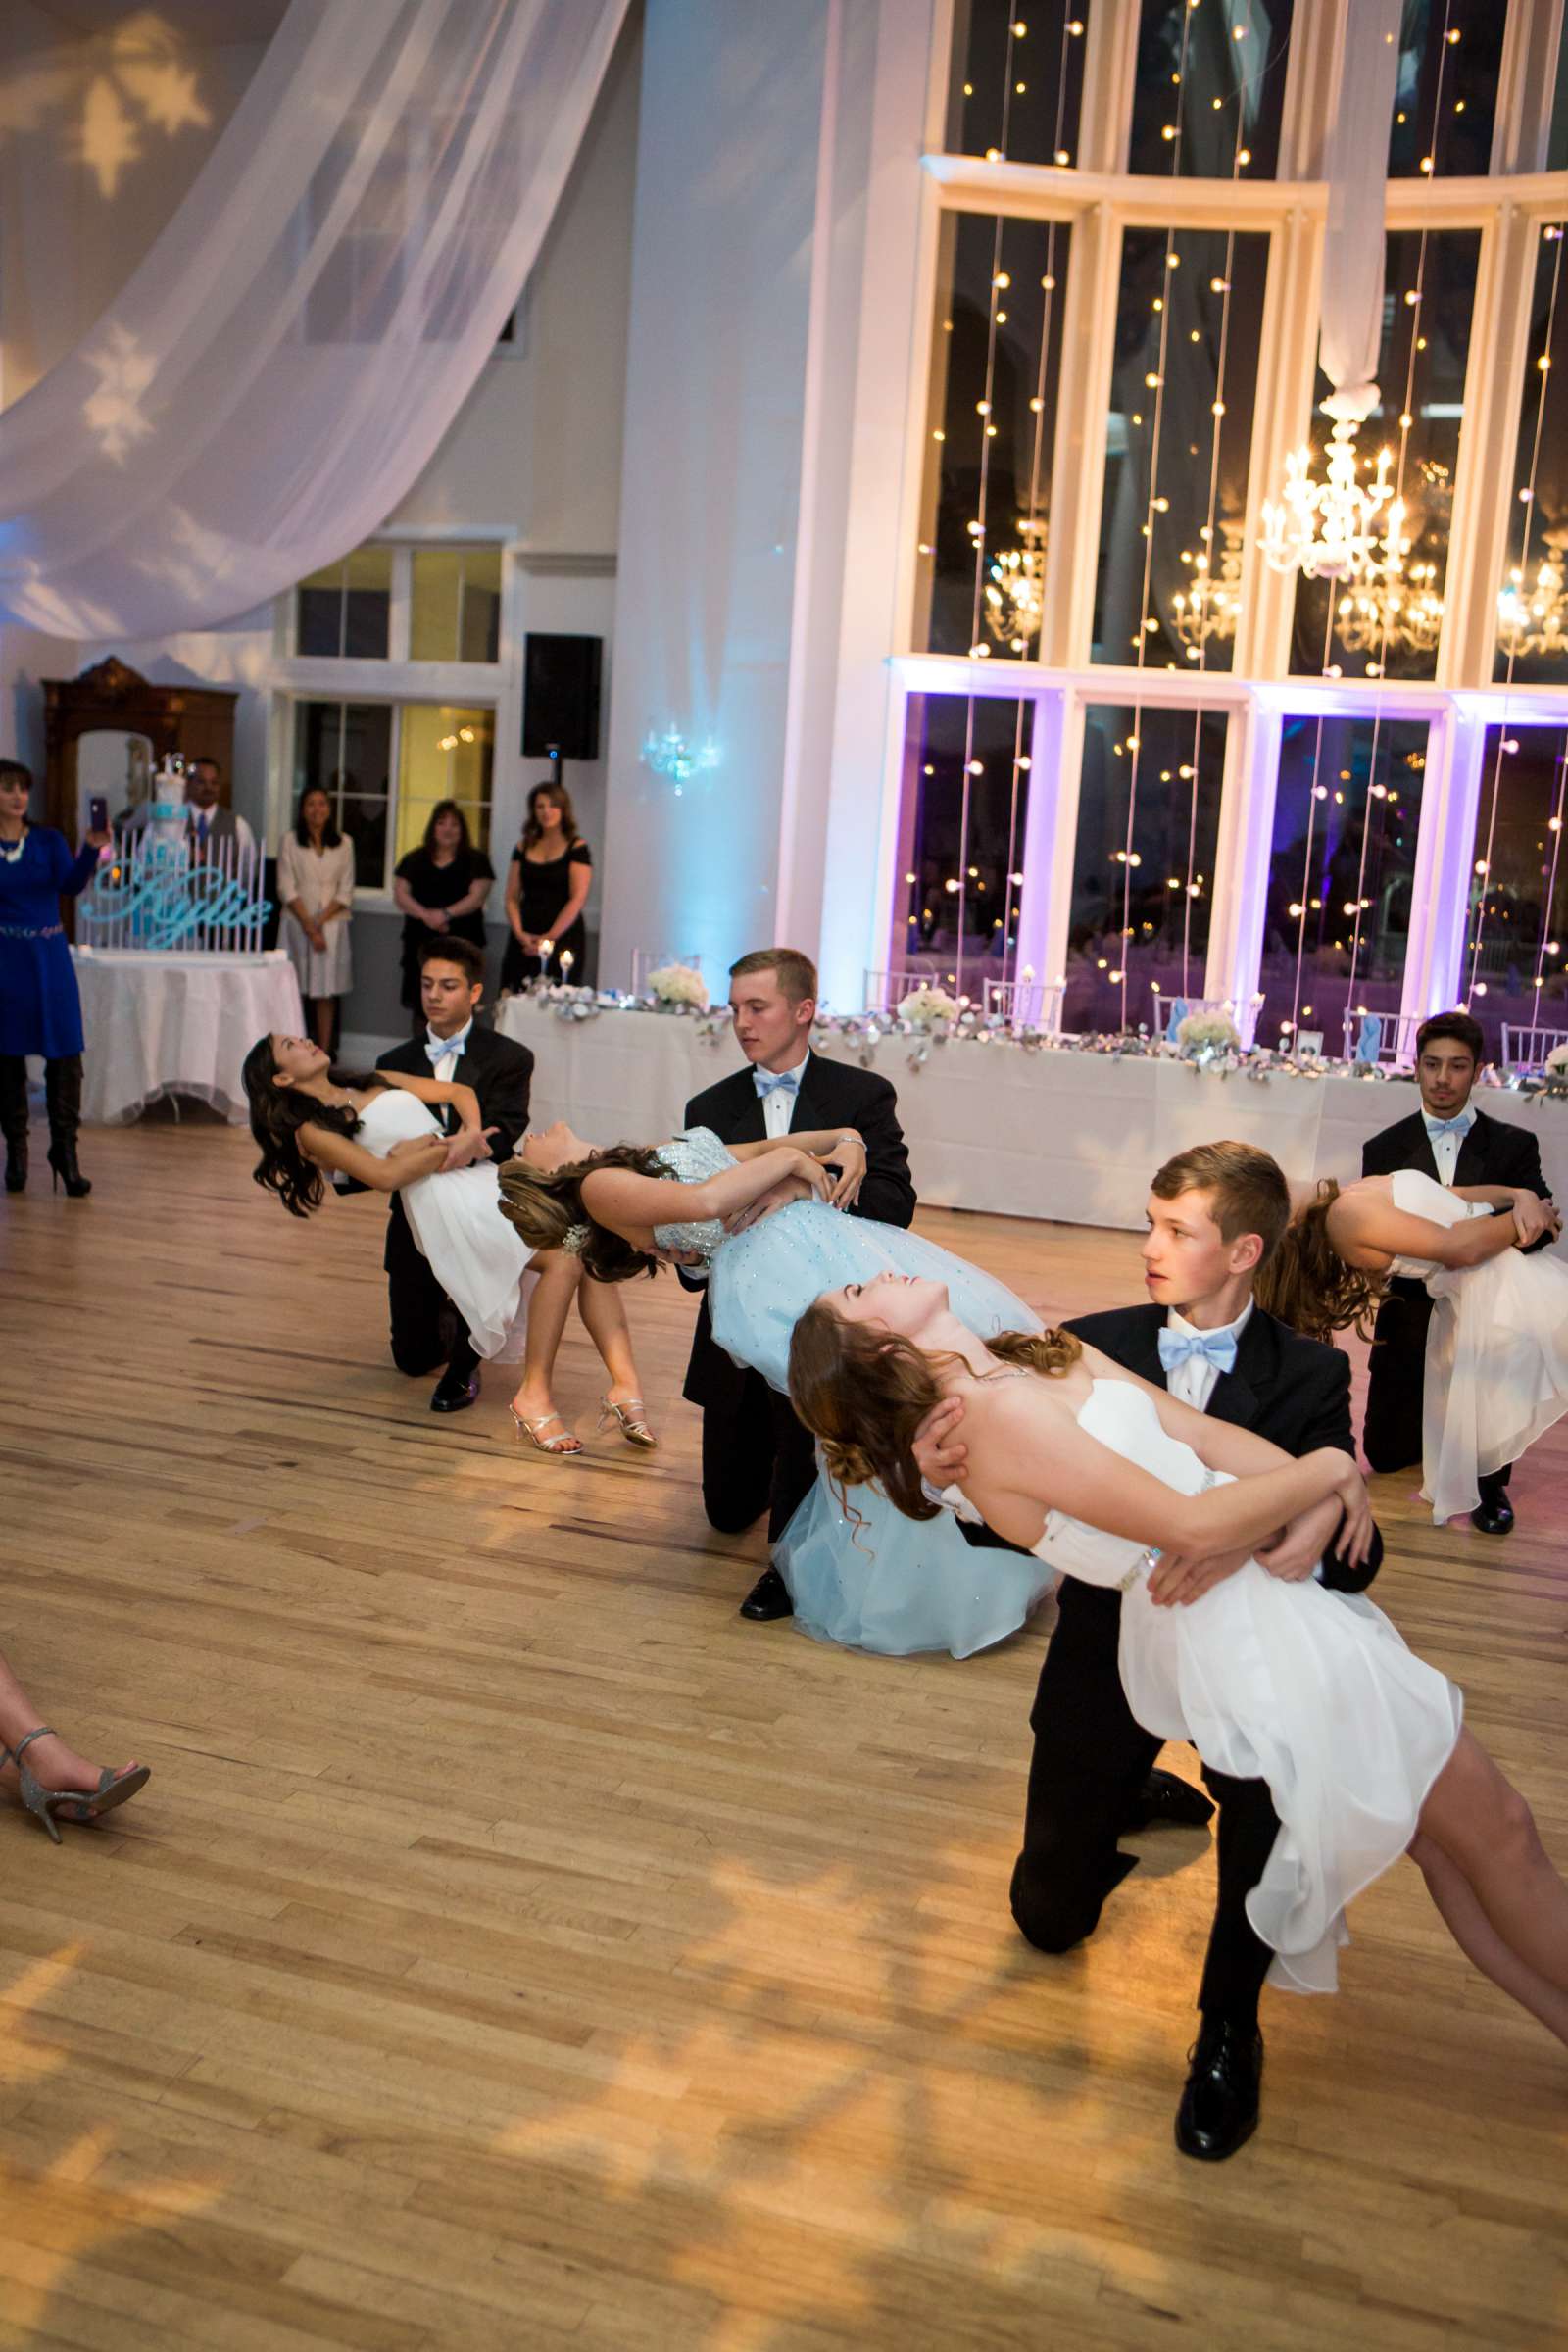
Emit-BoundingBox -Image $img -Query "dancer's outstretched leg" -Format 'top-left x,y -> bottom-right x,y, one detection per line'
576,1275 -> 656,1438
1414,1729 -> 1568,2014
1408,1828 -> 1568,2044
510,1250 -> 584,1453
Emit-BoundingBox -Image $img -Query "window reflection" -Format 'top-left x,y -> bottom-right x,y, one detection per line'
945,2 -> 1089,167
294,701 -> 393,890
1065,704 -> 1225,1033
1128,0 -> 1292,179
1093,225 -> 1269,674
296,549 -> 392,661
1256,715 -> 1426,1054
1291,230 -> 1480,682
887,696 -> 1032,1003
920,213 -> 1071,659
1464,726 -> 1568,1062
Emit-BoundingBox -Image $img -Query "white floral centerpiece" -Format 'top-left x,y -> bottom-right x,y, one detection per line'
898,984 -> 960,1031
645,961 -> 708,1011
1175,1010 -> 1241,1054
1546,1043 -> 1568,1074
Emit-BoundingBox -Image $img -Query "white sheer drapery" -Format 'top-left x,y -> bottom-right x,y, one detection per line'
0,0 -> 628,638
1318,0 -> 1402,424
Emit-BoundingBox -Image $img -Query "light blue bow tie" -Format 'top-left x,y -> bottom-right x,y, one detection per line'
425,1024 -> 471,1066
1424,1111 -> 1473,1138
1157,1327 -> 1239,1377
754,1067 -> 802,1099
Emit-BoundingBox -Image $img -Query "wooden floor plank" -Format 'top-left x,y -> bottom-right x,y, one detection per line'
2,1117 -> 1565,2349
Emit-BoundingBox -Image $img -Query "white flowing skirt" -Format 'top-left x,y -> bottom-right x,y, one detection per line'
1117,1564 -> 1462,1993
1422,1246 -> 1568,1522
402,1162 -> 537,1363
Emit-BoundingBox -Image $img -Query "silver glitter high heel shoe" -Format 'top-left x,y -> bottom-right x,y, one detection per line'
596,1395 -> 658,1450
2,1729 -> 150,1845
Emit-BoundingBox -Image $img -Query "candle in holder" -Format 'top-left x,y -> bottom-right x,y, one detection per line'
559,949 -> 573,981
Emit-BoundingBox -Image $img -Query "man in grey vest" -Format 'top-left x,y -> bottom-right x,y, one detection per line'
184,759 -> 256,863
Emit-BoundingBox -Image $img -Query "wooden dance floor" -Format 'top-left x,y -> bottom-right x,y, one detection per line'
2,1118 -> 1565,2350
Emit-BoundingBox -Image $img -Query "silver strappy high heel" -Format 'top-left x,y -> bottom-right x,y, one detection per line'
1,1729 -> 151,1845
596,1395 -> 658,1450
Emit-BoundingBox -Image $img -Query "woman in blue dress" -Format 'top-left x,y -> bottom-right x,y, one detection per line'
497,1119 -> 1055,1657
0,760 -> 107,1197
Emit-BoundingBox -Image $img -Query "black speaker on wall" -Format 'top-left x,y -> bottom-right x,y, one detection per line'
522,633 -> 603,761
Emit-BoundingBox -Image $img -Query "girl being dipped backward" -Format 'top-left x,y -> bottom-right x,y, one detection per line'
242,1034 -> 655,1457
784,1271 -> 1568,2067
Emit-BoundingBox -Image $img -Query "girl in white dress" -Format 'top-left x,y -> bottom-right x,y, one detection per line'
788,1277 -> 1568,2053
242,1034 -> 652,1451
277,787 -> 356,1052
1258,1170 -> 1568,1524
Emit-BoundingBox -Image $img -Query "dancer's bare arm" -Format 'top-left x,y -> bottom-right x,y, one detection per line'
299,1123 -> 448,1192
1329,1189 -> 1529,1270
580,1147 -> 833,1248
375,1069 -> 483,1132
959,1379 -> 1358,1568
727,1128 -> 866,1209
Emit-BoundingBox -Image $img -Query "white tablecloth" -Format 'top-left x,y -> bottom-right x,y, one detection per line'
74,948 -> 305,1126
494,997 -> 1568,1230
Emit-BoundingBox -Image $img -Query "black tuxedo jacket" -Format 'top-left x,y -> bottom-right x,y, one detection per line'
375,1024 -> 533,1259
376,1024 -> 534,1159
680,1052 -> 916,1410
1360,1105 -> 1552,1256
959,1299 -> 1383,1594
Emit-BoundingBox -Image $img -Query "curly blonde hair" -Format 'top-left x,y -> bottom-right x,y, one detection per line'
1253,1179 -> 1385,1341
787,1301 -> 1079,1521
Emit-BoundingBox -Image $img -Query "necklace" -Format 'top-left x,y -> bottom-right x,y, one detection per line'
0,828 -> 25,864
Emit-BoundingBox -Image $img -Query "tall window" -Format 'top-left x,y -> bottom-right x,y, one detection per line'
410,547 -> 502,663
292,702 -> 394,889
1093,225 -> 1269,673
946,3 -> 1089,168
1065,702 -> 1226,1033
1290,231 -> 1481,682
1256,715 -> 1428,1053
1128,0 -> 1294,180
1496,222 -> 1568,688
296,549 -> 393,660
887,694 -> 1032,1000
1388,0 -> 1506,178
919,213 -> 1072,658
395,707 -> 495,861
1464,724 -> 1568,1060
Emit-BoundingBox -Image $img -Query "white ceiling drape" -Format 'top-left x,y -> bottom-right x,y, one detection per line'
1317,0 -> 1403,424
0,0 -> 629,637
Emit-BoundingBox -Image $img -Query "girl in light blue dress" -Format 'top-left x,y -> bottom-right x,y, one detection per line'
498,1120 -> 1055,1657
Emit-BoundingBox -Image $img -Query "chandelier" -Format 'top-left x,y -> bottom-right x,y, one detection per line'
1171,519 -> 1244,653
1259,414 -> 1407,583
983,517 -> 1047,654
1336,559 -> 1445,658
1497,532 -> 1568,660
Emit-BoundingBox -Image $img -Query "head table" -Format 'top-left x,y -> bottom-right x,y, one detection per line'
74,947 -> 304,1127
492,995 -> 1568,1233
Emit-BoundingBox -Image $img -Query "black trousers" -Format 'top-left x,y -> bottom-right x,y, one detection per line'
384,1199 -> 478,1384
699,1367 -> 819,1544
1009,1580 -> 1279,2022
1364,1278 -> 1510,1492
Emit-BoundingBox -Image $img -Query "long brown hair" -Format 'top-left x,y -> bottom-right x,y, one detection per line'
521,780 -> 579,853
496,1144 -> 667,1282
1253,1179 -> 1385,1341
787,1302 -> 1081,1521
242,1035 -> 383,1218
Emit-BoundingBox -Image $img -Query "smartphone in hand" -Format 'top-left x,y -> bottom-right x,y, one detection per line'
87,794 -> 109,833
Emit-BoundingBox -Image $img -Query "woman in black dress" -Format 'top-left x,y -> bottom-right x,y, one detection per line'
392,800 -> 495,1020
501,780 -> 592,990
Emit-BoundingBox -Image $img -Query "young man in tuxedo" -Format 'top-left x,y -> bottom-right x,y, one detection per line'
913,1141 -> 1384,2163
1361,1008 -> 1555,1534
681,947 -> 916,1621
375,936 -> 534,1411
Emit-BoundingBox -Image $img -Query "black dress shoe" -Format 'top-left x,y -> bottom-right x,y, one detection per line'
1120,1766 -> 1215,1834
1175,2018 -> 1263,2162
1471,1489 -> 1514,1536
430,1367 -> 480,1413
739,1565 -> 794,1621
